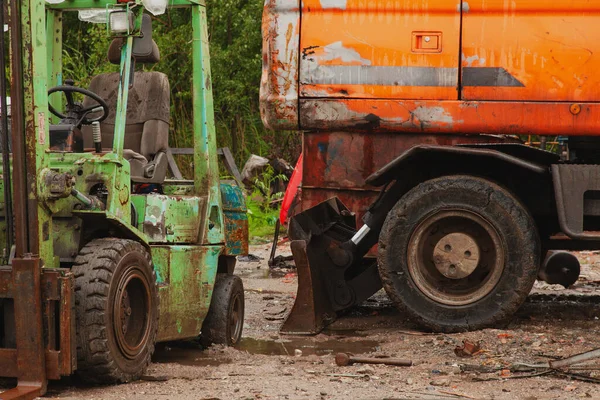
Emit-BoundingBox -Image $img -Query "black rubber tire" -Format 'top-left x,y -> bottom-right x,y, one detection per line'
378,175 -> 540,332
73,238 -> 159,383
201,274 -> 245,346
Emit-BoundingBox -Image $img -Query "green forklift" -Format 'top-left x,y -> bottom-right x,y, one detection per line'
0,0 -> 248,397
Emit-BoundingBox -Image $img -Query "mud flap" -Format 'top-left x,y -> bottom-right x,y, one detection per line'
280,198 -> 382,335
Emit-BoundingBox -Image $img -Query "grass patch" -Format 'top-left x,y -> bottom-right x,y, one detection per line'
247,197 -> 279,241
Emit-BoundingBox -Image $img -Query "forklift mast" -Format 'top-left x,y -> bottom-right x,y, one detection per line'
1,0 -> 74,398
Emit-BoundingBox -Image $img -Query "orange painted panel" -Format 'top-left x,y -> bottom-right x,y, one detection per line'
300,0 -> 461,100
462,1 -> 600,101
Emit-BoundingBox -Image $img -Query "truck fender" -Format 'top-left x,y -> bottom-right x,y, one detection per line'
366,144 -> 551,187
361,144 -> 557,235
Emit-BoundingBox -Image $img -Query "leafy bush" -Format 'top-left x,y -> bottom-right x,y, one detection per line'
246,165 -> 287,238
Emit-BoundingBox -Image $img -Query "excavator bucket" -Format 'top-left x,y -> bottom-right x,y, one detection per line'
281,198 -> 382,335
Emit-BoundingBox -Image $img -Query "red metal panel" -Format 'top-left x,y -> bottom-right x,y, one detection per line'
302,131 -> 518,190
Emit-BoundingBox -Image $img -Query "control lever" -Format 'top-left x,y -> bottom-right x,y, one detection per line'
92,121 -> 102,153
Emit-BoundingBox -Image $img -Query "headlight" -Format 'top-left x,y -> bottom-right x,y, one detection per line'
109,10 -> 133,35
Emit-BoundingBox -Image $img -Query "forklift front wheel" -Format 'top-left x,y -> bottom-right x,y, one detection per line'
201,274 -> 245,347
378,175 -> 540,332
73,238 -> 159,383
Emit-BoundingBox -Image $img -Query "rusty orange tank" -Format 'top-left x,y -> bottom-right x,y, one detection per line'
261,1 -> 600,334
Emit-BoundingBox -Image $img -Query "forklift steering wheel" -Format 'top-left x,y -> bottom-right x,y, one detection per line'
48,84 -> 109,125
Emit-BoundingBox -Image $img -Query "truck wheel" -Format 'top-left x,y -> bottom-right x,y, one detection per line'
201,274 -> 244,346
73,238 -> 159,383
378,175 -> 540,332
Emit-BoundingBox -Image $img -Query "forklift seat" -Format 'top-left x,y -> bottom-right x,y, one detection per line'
83,39 -> 170,183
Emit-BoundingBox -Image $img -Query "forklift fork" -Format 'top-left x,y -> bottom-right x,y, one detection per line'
0,262 -> 75,400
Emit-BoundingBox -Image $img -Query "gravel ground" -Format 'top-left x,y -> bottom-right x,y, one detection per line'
3,244 -> 600,400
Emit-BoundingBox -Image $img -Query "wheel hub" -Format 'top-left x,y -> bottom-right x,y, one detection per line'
113,268 -> 151,360
229,292 -> 243,345
407,209 -> 505,306
432,232 -> 480,279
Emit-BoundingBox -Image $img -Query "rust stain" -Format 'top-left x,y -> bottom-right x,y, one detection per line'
260,0 -> 300,130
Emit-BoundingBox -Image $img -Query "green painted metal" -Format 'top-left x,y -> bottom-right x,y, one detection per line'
112,36 -> 133,158
142,194 -> 203,243
47,0 -> 205,11
192,6 -> 224,247
22,0 -> 55,266
220,182 -> 249,256
151,244 -> 221,342
163,183 -> 196,196
46,9 -> 63,125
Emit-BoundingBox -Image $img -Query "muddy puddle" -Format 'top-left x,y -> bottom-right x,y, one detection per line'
153,344 -> 229,367
152,336 -> 380,367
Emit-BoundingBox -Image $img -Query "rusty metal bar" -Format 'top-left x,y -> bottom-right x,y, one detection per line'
0,0 -> 13,263
0,384 -> 41,400
170,147 -> 194,155
0,347 -> 63,381
166,148 -> 184,179
0,266 -> 11,297
0,348 -> 17,377
9,0 -> 28,256
59,275 -> 76,376
219,147 -> 244,188
9,257 -> 47,395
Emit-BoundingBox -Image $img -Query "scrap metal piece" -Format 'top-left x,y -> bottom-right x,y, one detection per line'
538,251 -> 580,288
280,240 -> 335,334
335,353 -> 412,367
281,198 -> 382,335
549,348 -> 600,370
454,340 -> 483,358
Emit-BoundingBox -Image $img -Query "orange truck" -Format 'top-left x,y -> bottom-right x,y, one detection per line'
261,0 -> 599,333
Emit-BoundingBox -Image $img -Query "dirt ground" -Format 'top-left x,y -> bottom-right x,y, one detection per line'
4,242 -> 600,400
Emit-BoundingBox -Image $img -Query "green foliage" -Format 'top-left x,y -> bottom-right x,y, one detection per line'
62,16 -> 117,87
207,0 -> 300,167
246,198 -> 279,239
246,165 -> 287,238
252,165 -> 288,210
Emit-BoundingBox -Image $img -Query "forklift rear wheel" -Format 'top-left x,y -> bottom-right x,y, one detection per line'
378,175 -> 540,332
73,238 -> 159,383
200,274 -> 244,346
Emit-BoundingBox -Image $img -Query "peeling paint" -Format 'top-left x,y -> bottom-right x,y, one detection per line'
463,54 -> 479,67
412,106 -> 455,126
259,0 -> 300,130
143,195 -> 203,244
321,41 -> 371,65
320,0 -> 347,10
303,65 -> 458,87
